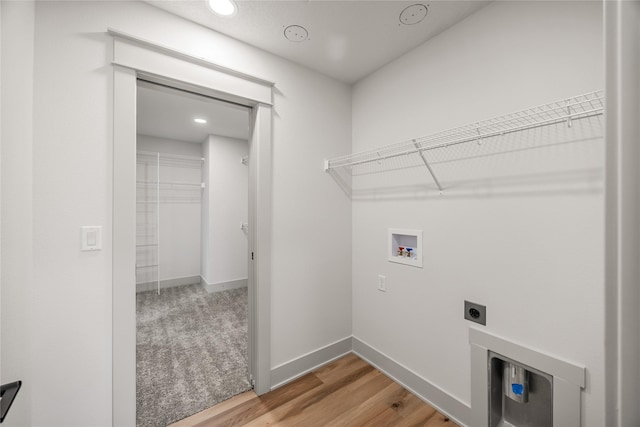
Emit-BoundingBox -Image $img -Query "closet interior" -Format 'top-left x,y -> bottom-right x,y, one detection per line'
136,150 -> 204,293
134,80 -> 251,294
134,80 -> 252,427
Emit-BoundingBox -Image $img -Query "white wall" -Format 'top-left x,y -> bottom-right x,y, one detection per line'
201,134 -> 248,286
351,1 -> 604,426
20,1 -> 352,425
137,135 -> 202,285
11,0 -> 610,425
0,2 -> 34,426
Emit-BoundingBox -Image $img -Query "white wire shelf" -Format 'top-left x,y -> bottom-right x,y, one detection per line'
324,90 -> 604,191
136,181 -> 203,204
135,264 -> 159,269
136,151 -> 204,169
136,180 -> 205,188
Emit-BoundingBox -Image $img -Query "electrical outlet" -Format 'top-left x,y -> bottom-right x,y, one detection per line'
378,275 -> 386,292
464,300 -> 486,325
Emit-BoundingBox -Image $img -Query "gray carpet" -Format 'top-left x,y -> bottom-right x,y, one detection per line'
136,284 -> 251,427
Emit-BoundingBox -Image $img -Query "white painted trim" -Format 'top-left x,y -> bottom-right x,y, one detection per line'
270,337 -> 353,389
136,275 -> 201,293
604,2 -> 640,426
352,337 -> 470,427
248,104 -> 272,395
112,65 -> 137,427
110,30 -> 273,106
108,28 -> 274,88
201,277 -> 247,293
111,33 -> 273,425
469,328 -> 585,427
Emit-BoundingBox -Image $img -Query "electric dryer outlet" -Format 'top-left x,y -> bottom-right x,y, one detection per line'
464,300 -> 486,325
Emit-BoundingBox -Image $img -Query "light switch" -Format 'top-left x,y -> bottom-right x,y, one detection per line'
87,230 -> 97,246
81,226 -> 102,251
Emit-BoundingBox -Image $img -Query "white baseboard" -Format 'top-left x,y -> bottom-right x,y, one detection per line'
201,276 -> 248,293
136,275 -> 200,293
267,333 -> 581,427
270,336 -> 353,389
267,335 -> 469,425
352,337 -> 470,427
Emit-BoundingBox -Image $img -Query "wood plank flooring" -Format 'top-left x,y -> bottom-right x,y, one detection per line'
170,353 -> 459,427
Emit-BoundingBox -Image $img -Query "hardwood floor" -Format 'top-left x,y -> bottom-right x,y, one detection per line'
170,353 -> 459,427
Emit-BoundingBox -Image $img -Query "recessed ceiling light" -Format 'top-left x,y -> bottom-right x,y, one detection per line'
207,0 -> 237,16
194,118 -> 207,124
399,4 -> 428,25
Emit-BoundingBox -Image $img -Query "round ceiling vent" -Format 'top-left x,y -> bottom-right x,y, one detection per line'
284,25 -> 309,42
399,4 -> 428,25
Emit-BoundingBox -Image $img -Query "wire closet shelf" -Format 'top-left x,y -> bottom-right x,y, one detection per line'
324,90 -> 604,191
136,150 -> 204,168
136,151 -> 205,204
135,150 -> 205,294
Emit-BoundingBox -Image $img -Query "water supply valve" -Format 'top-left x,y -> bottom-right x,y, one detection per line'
504,362 -> 529,403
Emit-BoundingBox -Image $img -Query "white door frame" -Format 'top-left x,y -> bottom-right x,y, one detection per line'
111,30 -> 273,426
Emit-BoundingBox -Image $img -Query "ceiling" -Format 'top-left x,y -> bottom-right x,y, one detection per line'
137,81 -> 250,143
137,1 -> 490,143
145,0 -> 490,84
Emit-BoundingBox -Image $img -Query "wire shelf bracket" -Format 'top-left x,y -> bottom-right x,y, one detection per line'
413,140 -> 442,192
324,90 -> 604,192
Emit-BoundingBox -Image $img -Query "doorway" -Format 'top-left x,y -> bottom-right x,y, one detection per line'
135,81 -> 252,426
112,30 -> 273,426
